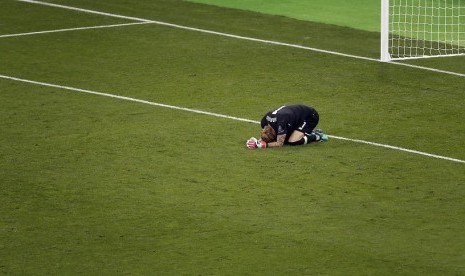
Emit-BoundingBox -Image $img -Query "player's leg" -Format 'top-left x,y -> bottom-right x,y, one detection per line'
300,111 -> 328,142
288,130 -> 305,143
287,130 -> 320,146
287,122 -> 328,146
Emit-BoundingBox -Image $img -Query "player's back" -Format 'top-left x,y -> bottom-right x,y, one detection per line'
261,105 -> 313,128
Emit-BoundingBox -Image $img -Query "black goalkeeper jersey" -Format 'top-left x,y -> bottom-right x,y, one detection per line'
260,105 -> 319,142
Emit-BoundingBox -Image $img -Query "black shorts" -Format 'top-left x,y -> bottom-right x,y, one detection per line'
296,110 -> 319,135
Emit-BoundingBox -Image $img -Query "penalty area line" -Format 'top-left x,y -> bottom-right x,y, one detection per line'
0,74 -> 258,124
330,135 -> 465,164
1,73 -> 464,165
15,0 -> 465,78
0,22 -> 151,39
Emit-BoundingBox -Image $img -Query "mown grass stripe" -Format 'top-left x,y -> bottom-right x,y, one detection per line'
1,73 -> 464,164
0,22 -> 150,38
15,0 -> 465,78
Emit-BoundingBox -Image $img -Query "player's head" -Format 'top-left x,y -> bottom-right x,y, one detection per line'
261,124 -> 276,142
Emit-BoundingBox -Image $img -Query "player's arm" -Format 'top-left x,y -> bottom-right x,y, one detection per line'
265,134 -> 286,148
246,134 -> 286,149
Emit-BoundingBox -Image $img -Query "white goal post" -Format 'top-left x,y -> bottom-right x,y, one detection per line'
381,0 -> 465,61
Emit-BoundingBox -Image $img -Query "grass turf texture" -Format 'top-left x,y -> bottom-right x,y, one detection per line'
187,0 -> 465,46
186,0 -> 382,32
1,0 -> 465,274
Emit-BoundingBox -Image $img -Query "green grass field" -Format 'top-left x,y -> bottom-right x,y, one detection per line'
1,0 -> 465,274
186,0 -> 381,32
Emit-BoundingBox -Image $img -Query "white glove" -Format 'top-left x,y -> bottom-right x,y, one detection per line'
246,137 -> 267,149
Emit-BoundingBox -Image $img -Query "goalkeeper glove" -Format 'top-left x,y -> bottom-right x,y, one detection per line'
246,137 -> 267,149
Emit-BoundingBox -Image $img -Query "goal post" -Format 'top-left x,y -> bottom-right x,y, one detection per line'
381,0 -> 465,62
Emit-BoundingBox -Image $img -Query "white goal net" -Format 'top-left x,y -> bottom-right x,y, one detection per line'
381,0 -> 465,61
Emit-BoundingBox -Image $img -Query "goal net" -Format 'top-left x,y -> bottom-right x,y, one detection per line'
381,0 -> 465,61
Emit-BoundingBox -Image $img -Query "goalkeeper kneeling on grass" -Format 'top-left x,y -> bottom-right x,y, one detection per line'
246,104 -> 328,149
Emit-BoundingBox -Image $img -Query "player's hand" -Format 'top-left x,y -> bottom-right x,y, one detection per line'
246,137 -> 258,149
246,137 -> 267,149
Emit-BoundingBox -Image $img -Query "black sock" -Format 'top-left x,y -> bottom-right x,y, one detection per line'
306,133 -> 318,142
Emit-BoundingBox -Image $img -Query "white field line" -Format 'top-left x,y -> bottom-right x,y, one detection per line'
15,0 -> 153,23
0,22 -> 151,38
14,0 -> 465,78
1,73 -> 464,164
0,74 -> 258,124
